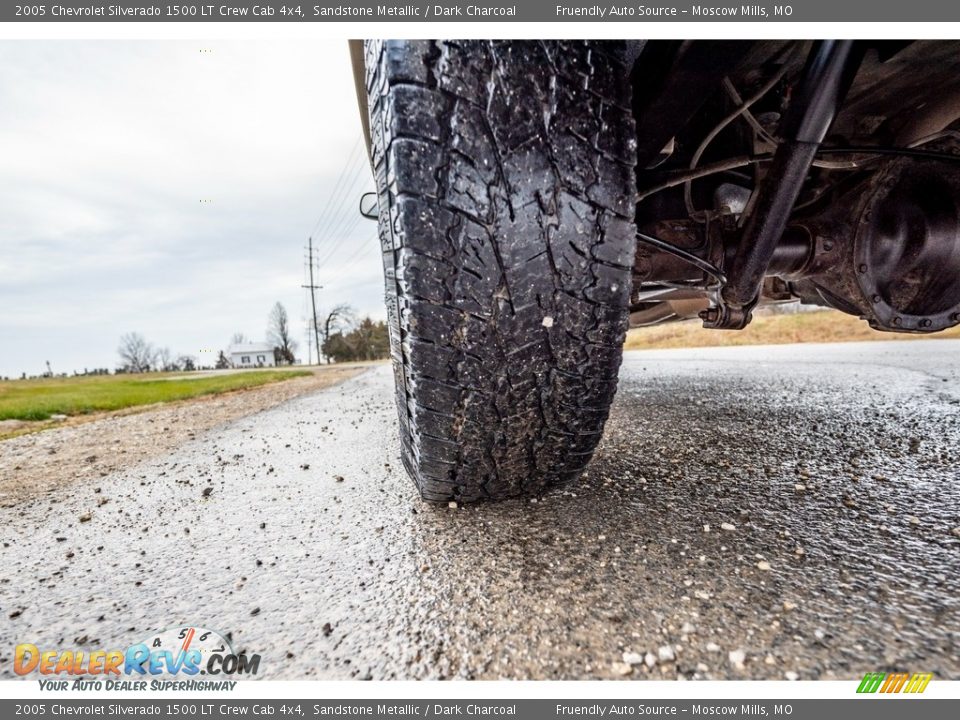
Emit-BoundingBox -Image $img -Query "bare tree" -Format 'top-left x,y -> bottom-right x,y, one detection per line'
118,332 -> 156,373
178,355 -> 197,372
156,347 -> 177,372
267,302 -> 297,365
320,304 -> 355,364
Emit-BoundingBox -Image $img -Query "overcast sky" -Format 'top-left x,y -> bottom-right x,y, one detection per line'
0,40 -> 383,377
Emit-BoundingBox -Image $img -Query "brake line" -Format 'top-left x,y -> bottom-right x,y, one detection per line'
635,231 -> 728,288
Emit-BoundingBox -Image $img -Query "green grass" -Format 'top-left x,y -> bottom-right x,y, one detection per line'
0,370 -> 311,422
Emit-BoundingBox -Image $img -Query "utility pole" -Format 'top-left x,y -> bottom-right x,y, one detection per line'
302,237 -> 322,365
305,319 -> 313,365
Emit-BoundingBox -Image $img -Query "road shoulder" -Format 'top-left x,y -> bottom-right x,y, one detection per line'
0,365 -> 368,506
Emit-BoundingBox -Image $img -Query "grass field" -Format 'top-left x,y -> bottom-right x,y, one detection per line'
0,370 -> 311,422
625,308 -> 960,351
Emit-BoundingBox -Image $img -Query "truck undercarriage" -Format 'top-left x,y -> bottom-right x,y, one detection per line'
630,40 -> 960,334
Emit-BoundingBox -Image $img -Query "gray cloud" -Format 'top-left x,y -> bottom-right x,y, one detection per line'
0,40 -> 382,376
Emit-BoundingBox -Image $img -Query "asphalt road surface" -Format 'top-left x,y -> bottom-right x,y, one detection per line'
2,341 -> 958,681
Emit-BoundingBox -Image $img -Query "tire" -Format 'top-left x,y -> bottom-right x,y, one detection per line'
365,40 -> 637,501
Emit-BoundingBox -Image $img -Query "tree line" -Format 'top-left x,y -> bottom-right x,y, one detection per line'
116,301 -> 389,373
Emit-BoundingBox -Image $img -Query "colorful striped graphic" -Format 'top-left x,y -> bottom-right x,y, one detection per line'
857,672 -> 932,694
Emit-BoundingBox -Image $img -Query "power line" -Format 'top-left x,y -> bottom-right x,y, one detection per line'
338,236 -> 379,274
305,136 -> 364,241
314,165 -> 375,267
309,144 -> 367,246
315,207 -> 368,268
311,152 -> 371,258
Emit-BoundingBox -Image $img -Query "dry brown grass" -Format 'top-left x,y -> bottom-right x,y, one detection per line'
624,309 -> 960,351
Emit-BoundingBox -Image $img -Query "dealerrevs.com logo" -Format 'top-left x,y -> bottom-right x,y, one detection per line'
15,625 -> 260,691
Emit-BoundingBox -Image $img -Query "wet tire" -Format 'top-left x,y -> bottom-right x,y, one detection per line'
365,40 -> 637,501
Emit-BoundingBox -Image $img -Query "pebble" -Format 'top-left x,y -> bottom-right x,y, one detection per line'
783,600 -> 798,612
657,645 -> 676,662
78,512 -> 92,523
448,501 -> 458,509
622,651 -> 644,665
644,651 -> 657,668
720,522 -> 736,532
728,649 -> 746,669
705,642 -> 721,653
785,671 -> 799,681
756,560 -> 772,571
611,661 -> 633,676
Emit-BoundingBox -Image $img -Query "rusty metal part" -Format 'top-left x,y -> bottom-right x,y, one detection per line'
629,298 -> 710,326
633,221 -> 813,287
794,150 -> 960,333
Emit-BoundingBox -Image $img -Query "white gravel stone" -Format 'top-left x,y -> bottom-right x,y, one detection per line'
728,649 -> 746,669
657,645 -> 676,662
622,651 -> 644,666
720,522 -> 736,532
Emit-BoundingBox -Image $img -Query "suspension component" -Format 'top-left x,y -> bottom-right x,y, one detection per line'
703,40 -> 859,329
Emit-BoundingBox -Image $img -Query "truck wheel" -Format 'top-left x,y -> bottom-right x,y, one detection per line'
365,40 -> 637,501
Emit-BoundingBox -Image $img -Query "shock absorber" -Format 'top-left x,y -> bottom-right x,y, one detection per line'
703,40 -> 861,329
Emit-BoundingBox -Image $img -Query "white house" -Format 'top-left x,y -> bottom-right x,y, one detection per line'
226,342 -> 275,368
